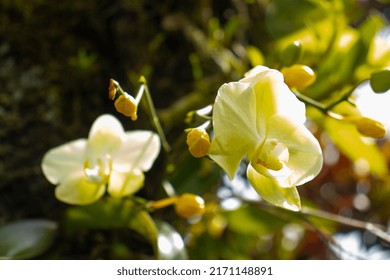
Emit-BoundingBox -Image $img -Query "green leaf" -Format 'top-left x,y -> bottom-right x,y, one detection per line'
280,41 -> 302,67
370,69 -> 390,93
156,221 -> 188,260
169,156 -> 220,195
308,28 -> 362,99
65,198 -> 158,253
324,117 -> 388,178
359,15 -> 385,48
266,0 -> 329,39
0,219 -> 57,259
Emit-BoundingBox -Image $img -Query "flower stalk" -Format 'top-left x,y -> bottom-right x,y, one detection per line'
139,77 -> 171,153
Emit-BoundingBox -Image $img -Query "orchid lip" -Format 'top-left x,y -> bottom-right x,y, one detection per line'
254,138 -> 289,171
83,154 -> 112,184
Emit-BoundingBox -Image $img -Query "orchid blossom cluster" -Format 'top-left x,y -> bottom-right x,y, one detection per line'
41,63 -> 386,214
41,80 -> 205,219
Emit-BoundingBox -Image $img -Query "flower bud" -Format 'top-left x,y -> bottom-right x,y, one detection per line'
186,128 -> 210,158
355,117 -> 386,138
109,79 -> 119,100
281,64 -> 316,89
175,193 -> 205,218
114,93 -> 138,121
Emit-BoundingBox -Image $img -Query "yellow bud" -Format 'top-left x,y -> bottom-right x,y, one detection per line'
186,128 -> 210,158
108,79 -> 119,100
281,64 -> 316,89
355,117 -> 386,138
114,93 -> 138,121
175,193 -> 205,218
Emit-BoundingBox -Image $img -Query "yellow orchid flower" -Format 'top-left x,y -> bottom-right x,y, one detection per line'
41,114 -> 160,205
209,66 -> 323,211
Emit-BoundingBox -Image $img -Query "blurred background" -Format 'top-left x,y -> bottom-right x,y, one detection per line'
1,0 -> 390,259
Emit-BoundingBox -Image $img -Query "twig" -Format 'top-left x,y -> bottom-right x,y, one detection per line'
301,206 -> 390,244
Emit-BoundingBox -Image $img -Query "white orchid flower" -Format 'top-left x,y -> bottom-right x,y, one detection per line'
209,66 -> 323,211
41,114 -> 160,205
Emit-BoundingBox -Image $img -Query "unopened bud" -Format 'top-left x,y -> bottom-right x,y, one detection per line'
186,128 -> 210,158
355,117 -> 386,138
114,93 -> 138,121
175,193 -> 205,218
109,79 -> 119,100
282,64 -> 316,89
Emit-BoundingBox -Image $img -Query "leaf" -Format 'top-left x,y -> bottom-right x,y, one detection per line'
0,219 -> 57,259
156,221 -> 188,260
169,156 -> 220,195
324,117 -> 388,178
265,0 -> 329,39
65,198 -> 158,253
308,28 -> 362,99
279,41 -> 302,67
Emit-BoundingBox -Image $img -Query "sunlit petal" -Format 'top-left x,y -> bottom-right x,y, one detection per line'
108,169 -> 145,197
87,114 -> 125,157
267,115 -> 323,186
252,70 -> 306,129
55,174 -> 105,205
209,82 -> 260,178
41,139 -> 86,184
247,165 -> 301,211
240,65 -> 270,83
240,66 -> 306,127
113,131 -> 160,172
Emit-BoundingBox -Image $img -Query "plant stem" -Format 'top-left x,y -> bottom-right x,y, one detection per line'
140,79 -> 171,153
301,206 -> 390,244
293,90 -> 327,112
149,196 -> 178,210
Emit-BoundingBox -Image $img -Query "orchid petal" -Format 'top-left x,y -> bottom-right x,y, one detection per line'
55,174 -> 105,205
87,114 -> 125,157
247,165 -> 301,211
41,139 -> 86,185
108,169 -> 144,197
266,115 -> 323,186
113,131 -> 160,172
209,82 -> 260,178
252,70 -> 306,131
240,67 -> 306,127
240,65 -> 270,83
